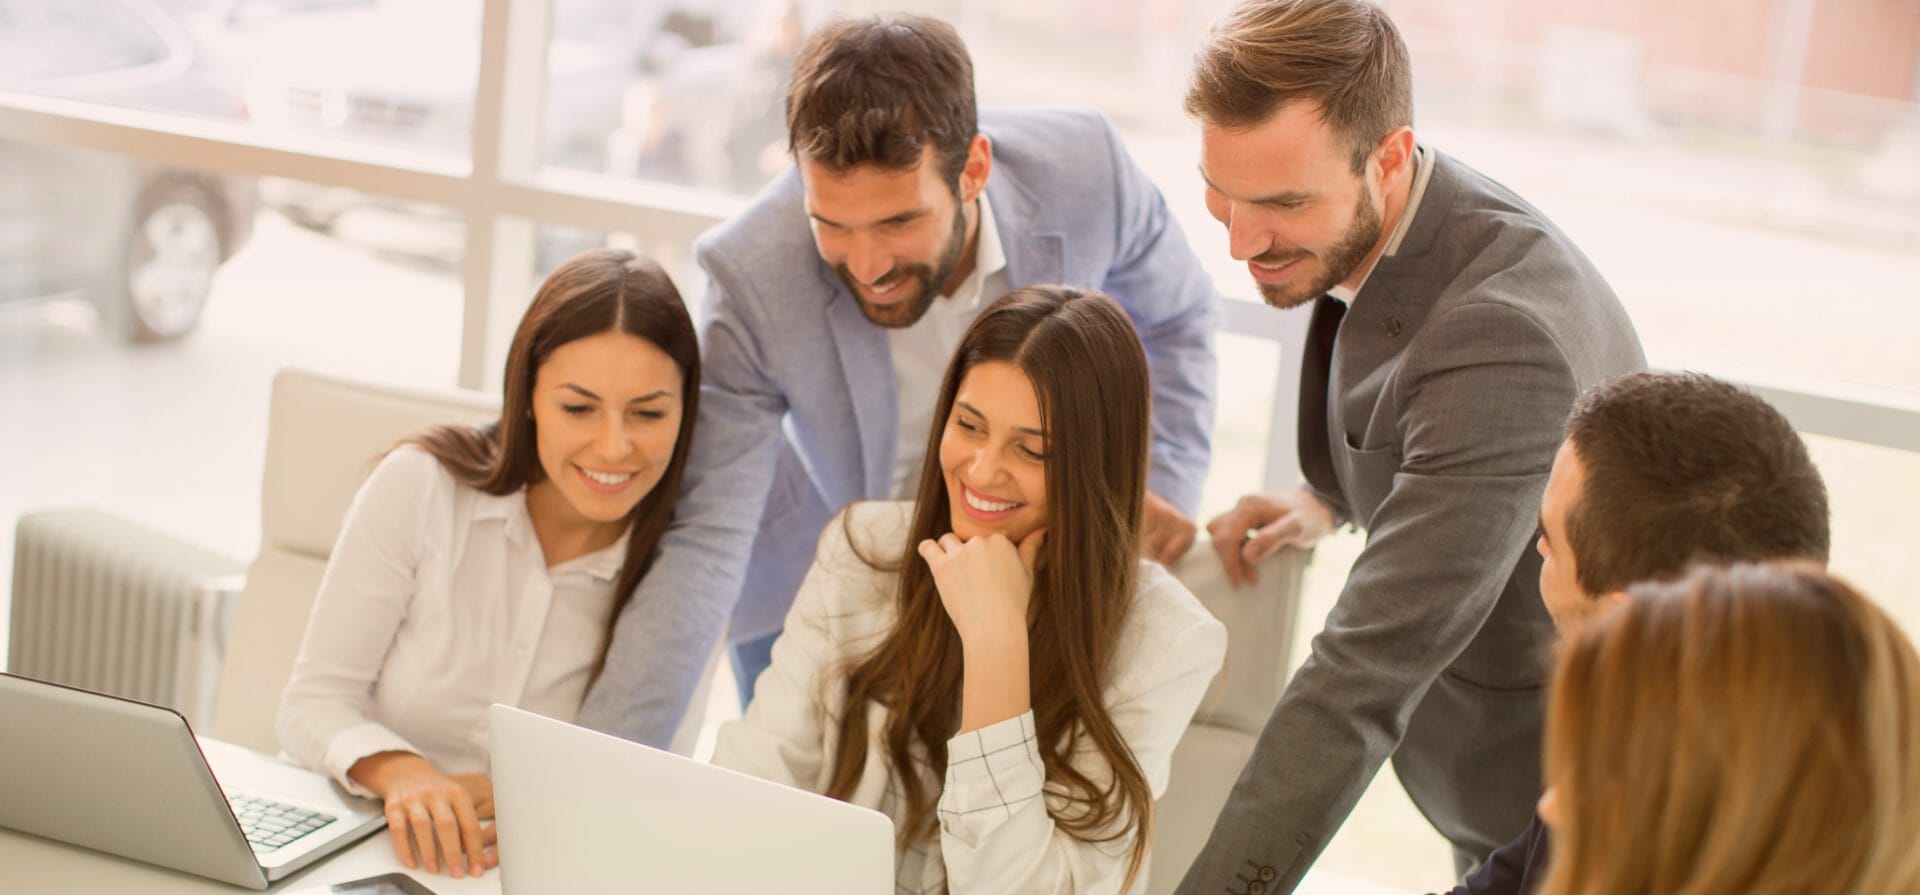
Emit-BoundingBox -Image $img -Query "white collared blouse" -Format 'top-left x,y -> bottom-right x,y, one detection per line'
277,447 -> 626,796
712,501 -> 1227,894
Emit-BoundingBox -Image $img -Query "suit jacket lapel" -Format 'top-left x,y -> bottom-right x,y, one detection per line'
1297,295 -> 1345,501
987,158 -> 1064,288
820,268 -> 899,498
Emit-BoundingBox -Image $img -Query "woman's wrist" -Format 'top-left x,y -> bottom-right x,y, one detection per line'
955,608 -> 1028,653
347,750 -> 429,797
959,633 -> 1031,733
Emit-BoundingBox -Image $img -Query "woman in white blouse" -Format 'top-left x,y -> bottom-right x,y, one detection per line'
276,249 -> 699,879
713,285 -> 1227,894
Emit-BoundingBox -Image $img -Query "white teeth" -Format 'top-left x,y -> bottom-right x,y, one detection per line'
581,467 -> 634,486
964,488 -> 1019,513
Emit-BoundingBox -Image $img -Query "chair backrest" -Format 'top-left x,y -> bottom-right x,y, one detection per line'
210,368 -> 497,752
1149,541 -> 1307,895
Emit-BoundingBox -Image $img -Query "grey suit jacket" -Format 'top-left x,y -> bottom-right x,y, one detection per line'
576,106 -> 1222,746
1177,151 -> 1644,894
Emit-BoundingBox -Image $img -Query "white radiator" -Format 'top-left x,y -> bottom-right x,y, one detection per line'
8,509 -> 244,729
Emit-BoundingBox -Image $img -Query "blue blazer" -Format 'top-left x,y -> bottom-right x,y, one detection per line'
577,106 -> 1222,746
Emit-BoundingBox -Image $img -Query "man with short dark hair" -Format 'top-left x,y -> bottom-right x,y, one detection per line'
576,14 -> 1222,742
1178,0 -> 1646,890
1443,370 -> 1831,894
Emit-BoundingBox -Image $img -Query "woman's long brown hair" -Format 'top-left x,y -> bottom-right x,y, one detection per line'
1538,562 -> 1920,895
826,285 -> 1157,890
396,249 -> 700,666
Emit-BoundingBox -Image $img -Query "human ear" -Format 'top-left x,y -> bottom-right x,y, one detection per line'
958,134 -> 993,202
1372,126 -> 1415,187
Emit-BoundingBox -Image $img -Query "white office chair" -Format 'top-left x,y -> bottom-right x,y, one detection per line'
1150,541 -> 1307,895
210,367 -> 720,757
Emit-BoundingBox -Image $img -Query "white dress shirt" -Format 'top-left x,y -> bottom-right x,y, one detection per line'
712,501 -> 1227,894
277,447 -> 626,796
888,193 -> 1010,497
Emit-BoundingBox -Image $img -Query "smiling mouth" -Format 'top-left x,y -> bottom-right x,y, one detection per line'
862,278 -> 907,303
576,465 -> 637,491
1248,254 -> 1307,280
957,482 -> 1025,521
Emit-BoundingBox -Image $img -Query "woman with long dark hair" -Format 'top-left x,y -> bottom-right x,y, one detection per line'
713,285 -> 1226,893
277,249 -> 700,879
1537,562 -> 1920,894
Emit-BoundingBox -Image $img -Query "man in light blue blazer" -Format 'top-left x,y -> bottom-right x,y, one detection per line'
577,13 -> 1222,743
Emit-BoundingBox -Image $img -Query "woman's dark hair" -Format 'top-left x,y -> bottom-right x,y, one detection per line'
398,249 -> 700,664
826,285 -> 1157,889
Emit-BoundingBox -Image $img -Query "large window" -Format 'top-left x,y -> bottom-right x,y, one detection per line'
0,157 -> 462,663
2,2 -> 1916,892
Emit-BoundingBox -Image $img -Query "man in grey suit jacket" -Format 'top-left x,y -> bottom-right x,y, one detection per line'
576,14 -> 1220,744
1178,1 -> 1644,891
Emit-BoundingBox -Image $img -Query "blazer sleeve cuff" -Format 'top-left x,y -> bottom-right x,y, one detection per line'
937,711 -> 1045,841
1303,482 -> 1353,528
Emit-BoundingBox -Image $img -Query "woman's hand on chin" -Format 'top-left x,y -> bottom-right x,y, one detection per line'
921,528 -> 1046,733
918,528 -> 1046,646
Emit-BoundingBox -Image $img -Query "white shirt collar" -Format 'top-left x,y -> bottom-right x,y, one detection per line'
560,534 -> 627,582
476,487 -> 626,582
1328,144 -> 1432,304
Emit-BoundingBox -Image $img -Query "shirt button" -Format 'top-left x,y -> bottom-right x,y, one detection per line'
1249,882 -> 1265,894
1259,866 -> 1277,881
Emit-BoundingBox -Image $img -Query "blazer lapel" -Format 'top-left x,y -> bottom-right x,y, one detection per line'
1297,295 -> 1345,501
987,160 -> 1064,288
821,271 -> 899,498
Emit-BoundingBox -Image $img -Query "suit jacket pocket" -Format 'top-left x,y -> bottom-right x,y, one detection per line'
1336,438 -> 1401,529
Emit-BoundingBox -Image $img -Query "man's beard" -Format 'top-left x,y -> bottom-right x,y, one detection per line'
1254,191 -> 1383,309
837,205 -> 970,329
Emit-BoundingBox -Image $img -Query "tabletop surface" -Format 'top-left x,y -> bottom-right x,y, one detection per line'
0,826 -> 501,895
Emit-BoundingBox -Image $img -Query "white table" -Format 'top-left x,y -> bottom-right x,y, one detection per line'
0,827 -> 502,895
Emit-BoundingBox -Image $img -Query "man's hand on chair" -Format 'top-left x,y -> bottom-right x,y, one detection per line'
1206,487 -> 1333,587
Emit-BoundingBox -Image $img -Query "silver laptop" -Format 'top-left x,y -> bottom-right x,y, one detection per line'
489,704 -> 894,894
0,673 -> 387,889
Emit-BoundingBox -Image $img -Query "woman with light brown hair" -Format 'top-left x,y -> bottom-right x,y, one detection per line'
712,285 -> 1226,893
1537,562 -> 1920,895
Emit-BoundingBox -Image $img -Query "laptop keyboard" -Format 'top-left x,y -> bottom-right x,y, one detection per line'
229,793 -> 336,853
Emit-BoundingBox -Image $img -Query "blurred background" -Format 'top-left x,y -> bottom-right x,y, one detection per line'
2,1 -> 1916,888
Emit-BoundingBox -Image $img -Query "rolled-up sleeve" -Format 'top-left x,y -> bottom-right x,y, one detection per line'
940,711 -> 1046,833
939,575 -> 1227,894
